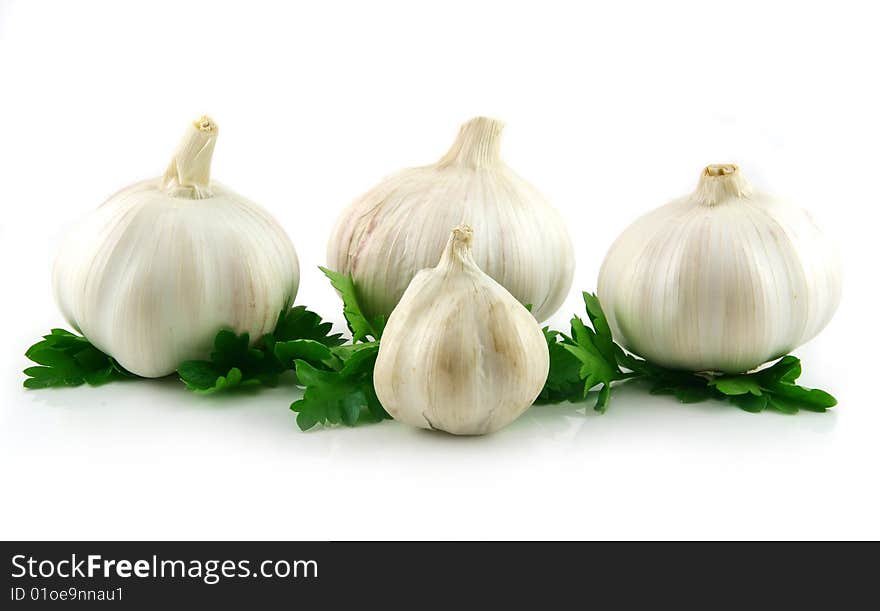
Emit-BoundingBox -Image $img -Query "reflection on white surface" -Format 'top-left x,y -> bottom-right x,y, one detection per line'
9,375 -> 840,462
2,364 -> 853,540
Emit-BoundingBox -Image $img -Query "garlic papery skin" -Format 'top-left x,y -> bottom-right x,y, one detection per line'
374,225 -> 550,435
52,116 -> 300,378
326,116 -> 575,323
597,164 -> 842,374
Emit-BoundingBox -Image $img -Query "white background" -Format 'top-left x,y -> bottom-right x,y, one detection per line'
1,0 -> 877,540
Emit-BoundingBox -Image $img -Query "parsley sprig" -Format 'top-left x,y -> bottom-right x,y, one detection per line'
290,342 -> 389,430
177,305 -> 345,393
538,293 -> 636,412
289,269 -> 391,430
23,329 -> 135,388
23,305 -> 347,394
542,292 -> 837,414
319,267 -> 384,342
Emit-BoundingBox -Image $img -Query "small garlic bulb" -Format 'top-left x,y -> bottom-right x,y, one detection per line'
374,225 -> 550,435
598,164 -> 841,373
53,116 -> 300,377
327,116 -> 574,323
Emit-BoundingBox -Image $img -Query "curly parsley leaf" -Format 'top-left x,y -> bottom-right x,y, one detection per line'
290,342 -> 390,431
319,267 -> 384,342
23,329 -> 135,389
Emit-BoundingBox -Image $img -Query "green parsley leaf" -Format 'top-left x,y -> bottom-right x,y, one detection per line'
273,339 -> 338,369
766,380 -> 837,411
23,329 -> 135,388
558,293 -> 631,412
650,375 -> 721,403
178,330 -> 279,394
640,355 -> 837,414
535,294 -> 837,416
319,267 -> 384,342
709,376 -> 764,396
290,342 -> 390,430
177,362 -> 252,394
755,355 -> 802,386
582,292 -> 617,364
177,306 -> 344,394
269,305 -> 345,346
176,360 -> 227,390
730,393 -> 770,413
535,328 -> 583,404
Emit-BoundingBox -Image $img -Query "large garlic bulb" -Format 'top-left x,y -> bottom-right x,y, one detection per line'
598,164 -> 841,373
53,116 -> 300,377
326,116 -> 574,323
374,225 -> 550,435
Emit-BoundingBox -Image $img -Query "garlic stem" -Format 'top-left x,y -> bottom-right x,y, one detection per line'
161,115 -> 218,199
695,163 -> 753,206
437,116 -> 504,169
438,224 -> 477,271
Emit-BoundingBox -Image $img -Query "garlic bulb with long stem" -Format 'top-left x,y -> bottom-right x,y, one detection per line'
326,116 -> 575,323
598,164 -> 841,374
374,225 -> 550,435
52,116 -> 300,378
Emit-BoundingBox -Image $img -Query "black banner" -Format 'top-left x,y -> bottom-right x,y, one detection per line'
0,541 -> 872,607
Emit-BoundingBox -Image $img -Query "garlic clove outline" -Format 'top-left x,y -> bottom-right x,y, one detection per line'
373,224 -> 550,435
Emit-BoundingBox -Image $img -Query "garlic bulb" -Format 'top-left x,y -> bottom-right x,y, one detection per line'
52,116 -> 300,378
374,225 -> 550,435
326,116 -> 574,323
598,164 -> 841,373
